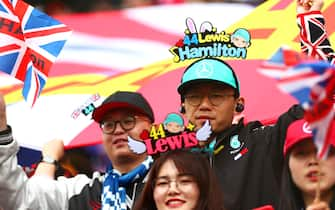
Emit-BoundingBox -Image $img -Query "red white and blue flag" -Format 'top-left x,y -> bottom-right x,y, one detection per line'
258,47 -> 310,79
302,62 -> 335,159
0,0 -> 72,106
297,11 -> 335,65
259,47 -> 335,159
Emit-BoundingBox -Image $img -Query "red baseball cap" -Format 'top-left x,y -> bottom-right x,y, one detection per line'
253,205 -> 274,210
284,118 -> 335,155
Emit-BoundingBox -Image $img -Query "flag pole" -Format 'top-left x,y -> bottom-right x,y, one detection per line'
313,158 -> 321,203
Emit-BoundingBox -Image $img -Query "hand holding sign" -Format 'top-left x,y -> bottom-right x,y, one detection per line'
306,200 -> 331,210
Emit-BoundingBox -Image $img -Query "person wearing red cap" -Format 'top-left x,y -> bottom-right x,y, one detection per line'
278,119 -> 335,210
275,1 -> 335,209
0,91 -> 155,210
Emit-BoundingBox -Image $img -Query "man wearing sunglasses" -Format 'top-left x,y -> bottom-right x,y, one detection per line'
0,91 -> 154,210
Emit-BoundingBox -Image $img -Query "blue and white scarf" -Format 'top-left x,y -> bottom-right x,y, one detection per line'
101,156 -> 153,210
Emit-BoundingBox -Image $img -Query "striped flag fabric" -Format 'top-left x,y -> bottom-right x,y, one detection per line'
297,11 -> 335,65
258,46 -> 310,80
259,47 -> 335,159
302,62 -> 335,158
0,0 -> 72,106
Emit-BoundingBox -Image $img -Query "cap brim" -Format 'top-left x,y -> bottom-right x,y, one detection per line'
284,120 -> 335,156
177,79 -> 238,95
92,102 -> 148,123
284,136 -> 312,156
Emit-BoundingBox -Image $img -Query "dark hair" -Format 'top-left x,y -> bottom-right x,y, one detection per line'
278,148 -> 335,209
133,149 -> 225,210
277,151 -> 305,210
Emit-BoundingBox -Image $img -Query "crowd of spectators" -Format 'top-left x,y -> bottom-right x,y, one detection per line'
24,0 -> 265,15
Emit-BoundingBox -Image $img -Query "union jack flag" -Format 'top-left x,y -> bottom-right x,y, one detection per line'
302,62 -> 335,159
259,47 -> 335,159
297,11 -> 335,65
0,0 -> 72,106
258,46 -> 311,80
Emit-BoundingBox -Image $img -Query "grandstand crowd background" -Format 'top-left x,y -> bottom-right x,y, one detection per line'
24,0 -> 265,15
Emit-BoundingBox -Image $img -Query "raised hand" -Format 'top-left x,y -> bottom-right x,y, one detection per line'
306,201 -> 331,210
297,0 -> 324,14
34,139 -> 65,178
42,139 -> 65,162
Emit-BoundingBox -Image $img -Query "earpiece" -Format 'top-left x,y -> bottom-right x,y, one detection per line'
235,103 -> 244,113
179,105 -> 185,114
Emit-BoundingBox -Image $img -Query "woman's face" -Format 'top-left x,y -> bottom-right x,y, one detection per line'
289,140 -> 335,197
153,160 -> 200,210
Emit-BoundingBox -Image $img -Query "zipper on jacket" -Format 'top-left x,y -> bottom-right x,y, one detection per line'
209,152 -> 214,167
209,139 -> 216,167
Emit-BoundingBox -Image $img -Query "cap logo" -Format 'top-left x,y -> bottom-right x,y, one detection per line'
196,62 -> 214,78
302,122 -> 312,134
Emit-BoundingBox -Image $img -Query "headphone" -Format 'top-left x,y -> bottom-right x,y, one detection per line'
179,105 -> 185,114
235,103 -> 244,113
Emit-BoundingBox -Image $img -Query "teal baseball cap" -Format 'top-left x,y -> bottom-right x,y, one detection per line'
177,58 -> 240,96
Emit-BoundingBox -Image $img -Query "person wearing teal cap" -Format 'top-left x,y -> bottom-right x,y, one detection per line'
174,0 -> 335,208
177,57 -> 305,210
178,57 -> 245,137
177,4 -> 335,206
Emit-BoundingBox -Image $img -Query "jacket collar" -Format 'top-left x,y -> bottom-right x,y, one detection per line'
214,118 -> 244,149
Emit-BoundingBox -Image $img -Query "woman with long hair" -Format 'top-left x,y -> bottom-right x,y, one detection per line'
278,119 -> 335,210
133,149 -> 225,210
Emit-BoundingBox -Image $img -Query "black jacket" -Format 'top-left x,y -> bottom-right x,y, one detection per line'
207,105 -> 303,210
